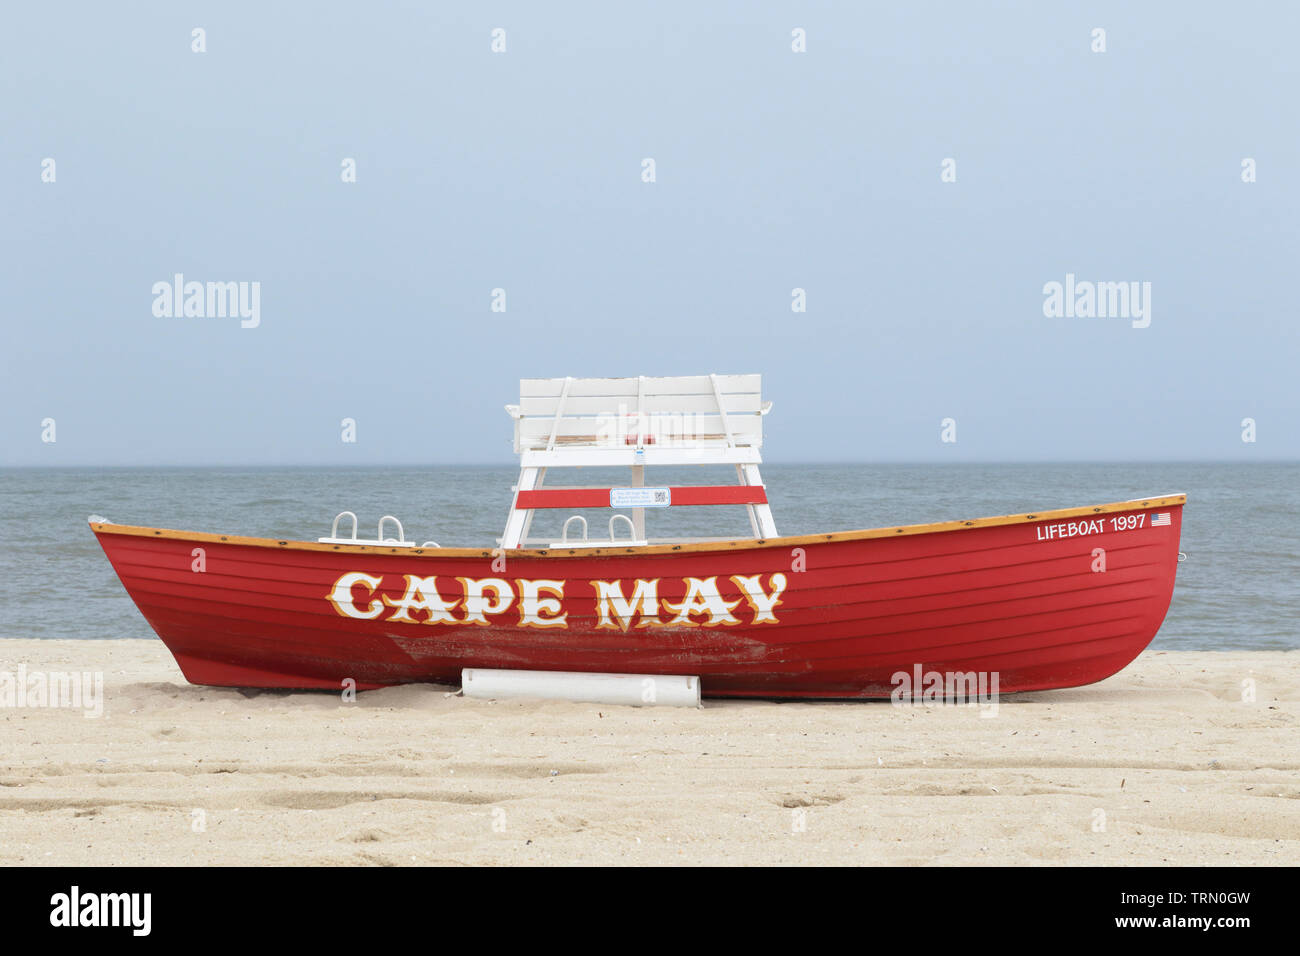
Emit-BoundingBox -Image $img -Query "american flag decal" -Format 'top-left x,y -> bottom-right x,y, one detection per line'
1150,512 -> 1171,527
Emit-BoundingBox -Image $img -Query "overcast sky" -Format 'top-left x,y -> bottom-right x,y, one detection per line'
2,2 -> 1296,466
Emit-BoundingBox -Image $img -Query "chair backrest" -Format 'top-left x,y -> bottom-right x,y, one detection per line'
509,374 -> 766,453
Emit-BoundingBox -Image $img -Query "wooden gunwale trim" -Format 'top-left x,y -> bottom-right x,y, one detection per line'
89,494 -> 1185,560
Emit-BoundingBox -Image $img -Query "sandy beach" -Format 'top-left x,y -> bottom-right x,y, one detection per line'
1,639 -> 1296,866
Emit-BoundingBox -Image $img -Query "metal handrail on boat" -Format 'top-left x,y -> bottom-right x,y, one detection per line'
609,514 -> 635,543
561,515 -> 588,545
377,515 -> 406,544
328,511 -> 358,541
318,511 -> 419,547
546,513 -> 649,549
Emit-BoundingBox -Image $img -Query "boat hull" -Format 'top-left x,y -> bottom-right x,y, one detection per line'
90,496 -> 1184,699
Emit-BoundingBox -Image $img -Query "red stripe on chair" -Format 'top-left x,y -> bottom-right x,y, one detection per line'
515,486 -> 768,509
671,486 -> 768,506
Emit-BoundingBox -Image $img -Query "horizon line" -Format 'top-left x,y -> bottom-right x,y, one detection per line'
1,458 -> 1295,470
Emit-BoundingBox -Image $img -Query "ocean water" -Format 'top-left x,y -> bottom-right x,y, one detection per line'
0,463 -> 1295,650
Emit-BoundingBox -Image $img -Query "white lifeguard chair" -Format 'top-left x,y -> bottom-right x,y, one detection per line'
501,374 -> 777,548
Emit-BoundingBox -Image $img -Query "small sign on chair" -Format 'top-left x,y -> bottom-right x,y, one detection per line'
610,487 -> 671,508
